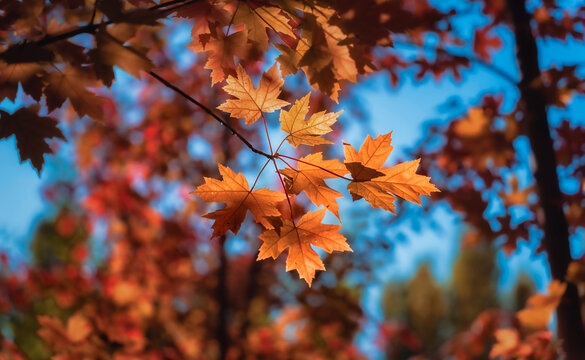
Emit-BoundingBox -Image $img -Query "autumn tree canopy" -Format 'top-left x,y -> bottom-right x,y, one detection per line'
1,0 -> 585,359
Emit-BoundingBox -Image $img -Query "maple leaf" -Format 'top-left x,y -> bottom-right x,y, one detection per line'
233,3 -> 295,51
517,280 -> 566,331
0,62 -> 45,101
193,164 -> 286,238
344,132 -> 394,170
344,132 -> 439,212
290,8 -> 358,101
280,153 -> 348,219
275,34 -> 310,77
217,63 -> 289,125
44,66 -> 105,119
178,1 -> 230,50
279,92 -> 341,147
257,209 -> 352,286
193,30 -> 250,85
88,25 -> 154,87
473,26 -> 503,61
0,105 -> 65,173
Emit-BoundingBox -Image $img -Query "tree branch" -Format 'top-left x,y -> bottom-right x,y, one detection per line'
0,0 -> 199,61
148,71 -> 273,159
506,1 -> 585,358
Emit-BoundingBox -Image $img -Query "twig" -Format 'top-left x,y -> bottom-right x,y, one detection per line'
149,0 -> 190,11
89,1 -> 98,25
272,159 -> 296,224
148,71 -> 273,159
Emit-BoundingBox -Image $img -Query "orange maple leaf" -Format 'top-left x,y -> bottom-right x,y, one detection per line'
193,164 -> 286,238
280,152 -> 348,219
279,92 -> 341,147
281,4 -> 357,102
217,63 -> 289,125
233,4 -> 295,51
89,25 -> 154,87
344,132 -> 439,212
44,66 -> 105,119
257,209 -> 352,286
193,30 -> 250,85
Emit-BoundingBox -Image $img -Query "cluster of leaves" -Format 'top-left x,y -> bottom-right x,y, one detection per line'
378,0 -> 585,357
193,64 -> 438,285
0,0 -> 439,285
1,0 -> 585,358
0,0 -> 403,170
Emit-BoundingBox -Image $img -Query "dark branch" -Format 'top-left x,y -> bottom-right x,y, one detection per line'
0,0 -> 199,61
148,71 -> 273,159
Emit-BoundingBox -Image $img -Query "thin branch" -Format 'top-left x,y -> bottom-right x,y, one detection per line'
250,159 -> 272,190
276,153 -> 353,181
261,114 -> 274,155
277,156 -> 296,171
149,0 -> 190,11
0,0 -> 200,60
393,39 -> 519,86
273,137 -> 287,155
148,71 -> 273,159
226,0 -> 240,36
89,1 -> 98,25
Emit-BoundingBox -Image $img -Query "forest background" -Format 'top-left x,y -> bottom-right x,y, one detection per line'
1,0 -> 585,359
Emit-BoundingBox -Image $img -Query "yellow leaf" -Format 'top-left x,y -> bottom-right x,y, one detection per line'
279,92 -> 341,147
217,63 -> 289,125
257,209 -> 351,286
193,164 -> 286,237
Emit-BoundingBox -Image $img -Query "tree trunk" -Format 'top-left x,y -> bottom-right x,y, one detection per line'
506,1 -> 585,358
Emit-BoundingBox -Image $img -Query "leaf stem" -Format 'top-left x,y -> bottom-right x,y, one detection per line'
261,114 -> 274,155
276,156 -> 296,170
274,137 -> 287,154
271,159 -> 296,224
250,159 -> 272,191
